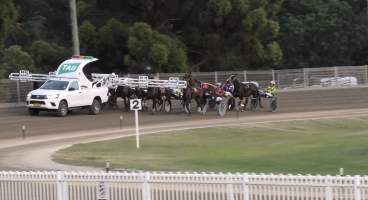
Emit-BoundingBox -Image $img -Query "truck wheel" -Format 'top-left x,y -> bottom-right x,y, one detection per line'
28,108 -> 39,116
250,97 -> 258,112
57,100 -> 68,117
89,98 -> 101,115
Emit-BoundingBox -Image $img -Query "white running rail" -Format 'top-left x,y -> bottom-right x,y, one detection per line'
0,171 -> 367,200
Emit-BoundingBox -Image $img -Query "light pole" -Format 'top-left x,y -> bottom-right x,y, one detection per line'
69,0 -> 80,55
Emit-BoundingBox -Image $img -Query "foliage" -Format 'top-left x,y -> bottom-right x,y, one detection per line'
79,20 -> 97,54
126,22 -> 188,73
96,18 -> 130,72
2,0 -> 368,74
278,0 -> 368,68
0,0 -> 18,49
29,40 -> 67,72
0,45 -> 35,78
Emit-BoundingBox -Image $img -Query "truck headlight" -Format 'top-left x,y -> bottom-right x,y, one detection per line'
47,94 -> 60,99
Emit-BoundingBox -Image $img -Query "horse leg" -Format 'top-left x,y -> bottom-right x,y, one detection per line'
152,98 -> 156,114
157,95 -> 163,112
238,97 -> 245,111
197,94 -> 205,114
184,94 -> 191,115
244,97 -> 249,111
123,97 -> 126,111
107,91 -> 117,109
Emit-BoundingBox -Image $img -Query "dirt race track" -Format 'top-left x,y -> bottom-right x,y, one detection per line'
1,86 -> 368,170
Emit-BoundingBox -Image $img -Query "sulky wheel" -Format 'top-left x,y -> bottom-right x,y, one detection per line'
201,98 -> 210,115
155,100 -> 163,112
218,99 -> 228,117
250,97 -> 259,112
164,99 -> 172,113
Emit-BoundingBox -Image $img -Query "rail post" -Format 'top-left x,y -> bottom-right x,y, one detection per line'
57,172 -> 68,200
16,80 -> 21,104
272,69 -> 275,81
21,125 -> 26,139
105,162 -> 110,173
354,176 -> 361,200
119,115 -> 123,129
214,71 -> 218,84
325,176 -> 333,200
226,175 -> 235,200
243,70 -> 247,81
142,172 -> 151,200
334,66 -> 338,87
242,174 -> 250,200
303,68 -> 309,88
365,65 -> 368,85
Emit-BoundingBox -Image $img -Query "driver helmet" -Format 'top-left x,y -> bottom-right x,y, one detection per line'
270,80 -> 276,85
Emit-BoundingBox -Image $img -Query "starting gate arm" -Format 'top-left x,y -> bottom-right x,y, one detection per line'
9,70 -> 53,82
92,73 -> 187,89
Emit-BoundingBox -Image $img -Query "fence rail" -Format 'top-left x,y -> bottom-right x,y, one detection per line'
0,171 -> 367,200
1,65 -> 368,103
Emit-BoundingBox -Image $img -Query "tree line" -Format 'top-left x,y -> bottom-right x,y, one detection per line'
1,0 -> 368,78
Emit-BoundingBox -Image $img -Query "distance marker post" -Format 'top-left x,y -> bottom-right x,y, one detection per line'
130,99 -> 142,149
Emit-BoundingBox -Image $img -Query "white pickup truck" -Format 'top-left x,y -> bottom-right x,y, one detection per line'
24,56 -> 109,116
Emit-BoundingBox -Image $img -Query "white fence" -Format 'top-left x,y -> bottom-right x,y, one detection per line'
1,65 -> 368,103
0,171 -> 368,200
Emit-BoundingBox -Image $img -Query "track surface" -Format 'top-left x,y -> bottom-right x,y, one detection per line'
1,86 -> 368,170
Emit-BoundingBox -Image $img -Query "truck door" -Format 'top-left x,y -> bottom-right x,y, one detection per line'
67,81 -> 83,107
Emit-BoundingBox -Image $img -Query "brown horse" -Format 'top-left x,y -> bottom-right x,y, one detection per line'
182,72 -> 206,115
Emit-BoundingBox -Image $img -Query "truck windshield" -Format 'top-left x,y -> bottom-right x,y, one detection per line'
40,80 -> 69,90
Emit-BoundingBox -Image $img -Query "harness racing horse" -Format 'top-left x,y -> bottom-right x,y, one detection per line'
143,87 -> 164,113
162,88 -> 182,113
133,79 -> 164,113
108,86 -> 135,111
228,75 -> 261,111
182,72 -> 206,115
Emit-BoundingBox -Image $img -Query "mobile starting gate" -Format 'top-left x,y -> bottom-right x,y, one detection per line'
8,56 -> 187,90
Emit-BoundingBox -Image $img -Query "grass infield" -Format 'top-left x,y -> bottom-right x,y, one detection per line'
53,117 -> 368,175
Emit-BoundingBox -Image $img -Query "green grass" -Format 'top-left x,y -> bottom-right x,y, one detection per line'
53,117 -> 368,175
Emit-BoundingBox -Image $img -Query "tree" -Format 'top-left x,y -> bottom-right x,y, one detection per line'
278,0 -> 368,68
29,40 -> 67,73
126,22 -> 188,73
0,45 -> 35,78
79,20 -> 97,54
0,0 -> 18,48
97,18 -> 130,72
173,0 -> 284,71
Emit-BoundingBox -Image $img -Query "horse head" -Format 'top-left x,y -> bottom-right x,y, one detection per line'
184,71 -> 197,87
183,71 -> 192,80
226,74 -> 238,83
